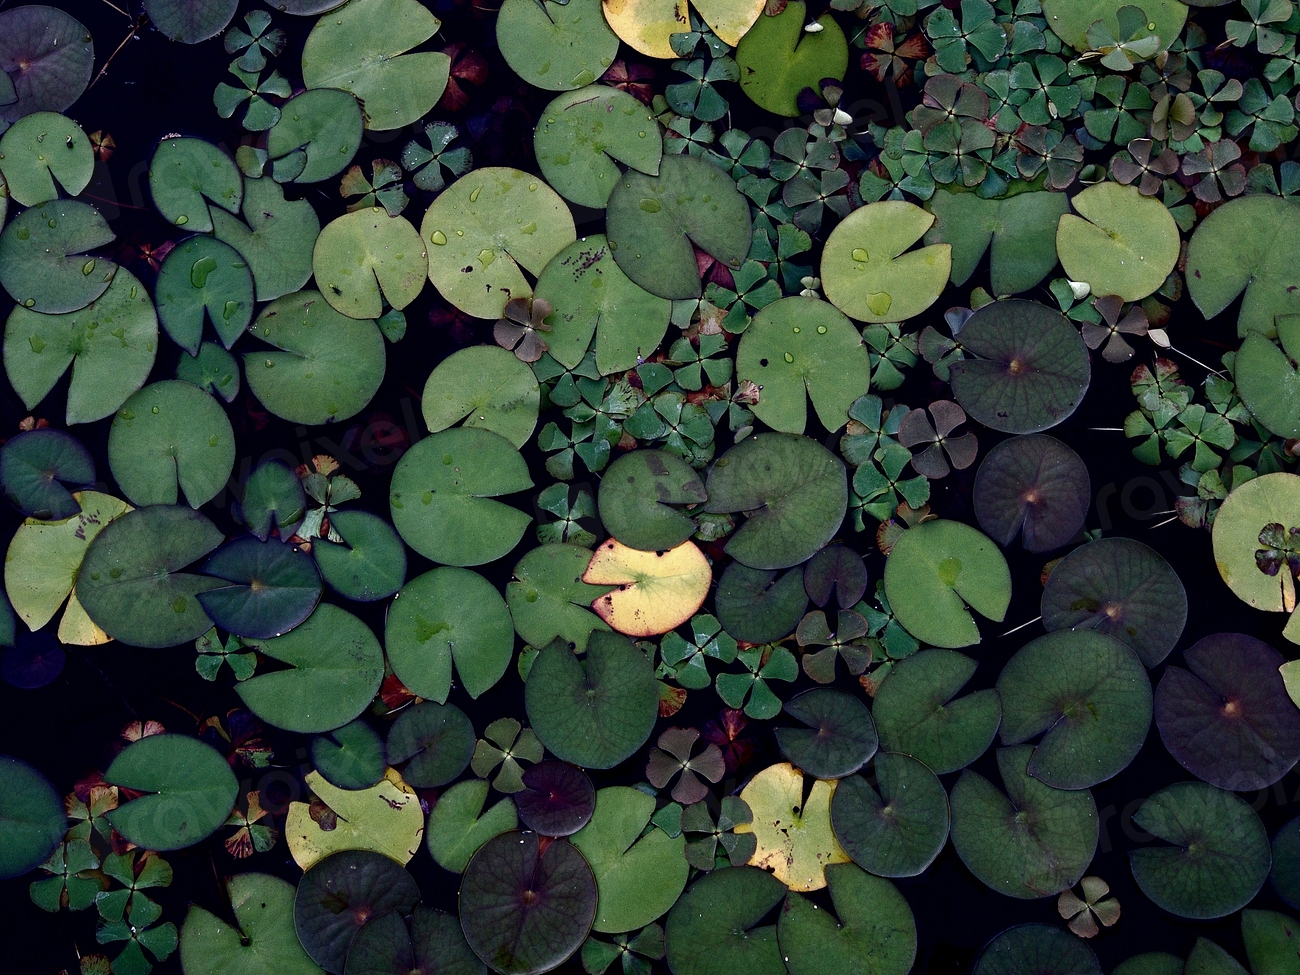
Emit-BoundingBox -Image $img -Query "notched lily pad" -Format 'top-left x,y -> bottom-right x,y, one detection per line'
973,435 -> 1090,552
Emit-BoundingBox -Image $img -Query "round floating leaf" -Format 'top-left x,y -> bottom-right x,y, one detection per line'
535,86 -> 662,208
950,746 -> 1097,899
0,428 -> 94,520
108,381 -> 235,509
602,0 -> 767,58
705,432 -> 847,571
821,201 -> 951,324
1128,781 -> 1270,920
1056,183 -> 1179,302
775,687 -> 877,780
148,138 -> 243,233
0,199 -> 117,314
421,167 -> 575,320
736,3 -> 847,117
734,762 -> 851,892
244,290 -> 385,425
777,863 -> 916,975
516,762 -> 596,837
526,629 -> 658,769
78,505 -> 225,648
803,544 -> 868,609
831,753 -> 949,879
286,771 -> 424,870
736,297 -> 870,435
606,153 -> 752,300
1236,321 -> 1300,439
386,702 -> 475,788
973,435 -> 1089,552
313,509 -> 406,603
143,0 -> 237,43
571,786 -> 688,932
176,340 -> 241,403
1039,0 -> 1187,54
883,520 -> 1011,649
267,88 -> 362,185
498,0 -> 619,89
3,630 -> 65,687
310,719 -> 386,791
1242,910 -> 1300,975
0,112 -> 93,206
213,175 -> 320,302
181,873 -> 324,975
664,866 -> 786,975
104,734 -> 238,851
714,561 -> 808,644
1113,955 -> 1183,975
1213,472 -> 1300,619
583,538 -> 711,638
533,235 -> 671,374
421,345 -> 540,449
237,459 -> 306,542
1272,815 -> 1300,910
390,428 -> 532,566
294,850 -> 421,974
948,299 -> 1091,435
598,449 -> 706,553
259,0 -> 346,13
997,630 -> 1152,789
0,5 -> 94,124
313,210 -> 427,320
197,537 -> 322,640
426,779 -> 518,874
507,544 -> 611,652
0,756 -> 64,880
301,0 -> 449,131
1157,632 -> 1300,790
460,832 -> 597,975
344,906 -> 482,975
156,236 -> 255,353
972,924 -> 1102,975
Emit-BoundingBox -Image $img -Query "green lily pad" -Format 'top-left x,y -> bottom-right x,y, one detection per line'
950,746 -> 1097,899
181,873 -> 324,975
714,561 -> 808,644
148,137 -> 243,233
883,520 -> 1011,648
0,428 -> 94,521
78,505 -> 225,648
0,756 -> 65,880
294,851 -> 420,974
1271,815 -> 1300,911
312,509 -> 406,602
0,112 -> 93,206
244,290 -> 386,425
831,753 -> 949,879
526,630 -> 658,769
1128,781 -> 1270,919
606,153 -> 752,300
235,603 -> 384,733
973,924 -> 1102,975
313,209 -> 427,320
1235,315 -> 1300,438
213,175 -> 320,302
266,88 -> 362,184
143,0 -> 238,43
0,199 -> 117,315
155,236 -> 255,353
1242,909 -> 1300,975
735,2 -> 847,117
1212,473 -> 1300,623
821,201 -> 951,324
663,866 -> 786,975
390,427 -> 533,566
1039,0 -> 1187,54
597,449 -> 706,552
421,345 -> 540,449
386,701 -> 475,788
925,188 -> 1070,297
197,538 -> 322,640
310,719 -> 386,791
778,863 -> 915,975
571,786 -> 688,933
871,649 -> 1001,774
948,299 -> 1091,435
104,734 -> 237,851
775,687 -> 877,780
497,0 -> 619,92
426,779 -> 518,874
705,432 -> 847,571
385,567 -> 515,703
175,340 -> 241,403
534,85 -> 662,209
533,235 -> 672,374
736,297 -> 870,435
300,0 -> 449,131
0,6 -> 94,125
997,630 -> 1152,789
344,906 -> 482,975
973,435 -> 1090,553
1113,955 -> 1184,975
506,543 -> 612,652
237,459 -> 306,542
1056,183 -> 1179,302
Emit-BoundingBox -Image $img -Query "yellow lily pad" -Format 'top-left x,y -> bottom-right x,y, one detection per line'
285,768 -> 423,871
602,0 -> 766,59
733,761 -> 850,892
583,538 -> 711,637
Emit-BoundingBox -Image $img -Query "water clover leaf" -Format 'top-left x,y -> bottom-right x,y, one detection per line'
714,644 -> 798,719
471,717 -> 544,794
663,866 -> 786,975
213,176 -> 320,302
178,873 -> 323,975
583,538 -> 712,637
0,756 -> 65,880
313,209 -> 427,320
0,112 -> 93,207
735,3 -> 848,117
425,779 -> 518,874
224,10 -> 287,73
0,429 -> 95,521
777,863 -> 916,975
507,543 -> 612,652
421,345 -> 540,448
143,0 -> 238,44
497,0 -> 620,92
602,0 -> 766,59
148,138 -> 243,234
155,236 -> 254,353
0,6 -> 94,126
0,199 -> 117,315
1056,183 -> 1180,303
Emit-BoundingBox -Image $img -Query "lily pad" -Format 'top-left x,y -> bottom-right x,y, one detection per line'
148,137 -> 243,234
871,649 -> 1001,774
507,544 -> 612,652
735,3 -> 847,117
1128,781 -> 1270,919
104,734 -> 238,851
973,435 -> 1090,552
705,432 -> 847,571
1156,632 -> 1300,790
344,906 -> 483,975
312,509 -> 406,602
390,428 -> 533,567
266,88 -> 362,185
821,201 -> 951,324
421,345 -> 540,449
197,537 -> 321,640
177,341 -> 240,402
0,428 -> 94,520
180,873 -> 324,975
313,210 -> 427,320
0,6 -> 94,125
997,630 -> 1152,789
602,0 -> 766,59
143,0 -> 238,43
0,199 -> 117,315
459,832 -> 597,975
0,756 -> 65,880
605,153 -> 752,301
584,538 -> 711,638
663,866 -> 786,975
156,236 -> 255,353
1113,955 -> 1184,975
285,770 -> 424,870
421,167 -> 575,320
498,0 -> 619,91
736,297 -> 870,435
1235,317 -> 1300,439
948,299 -> 1091,435
714,562 -> 808,644
525,630 -> 658,769
734,762 -> 849,892
830,753 -> 949,879
213,175 -> 320,302
1212,473 -> 1300,624
426,779 -> 518,874
950,746 -> 1098,899
1242,909 -> 1300,975
0,112 -> 93,206
598,449 -> 706,553
777,863 -> 915,975
387,702 -> 475,788
1039,0 -> 1187,55
237,459 -> 306,542
516,762 -> 596,837
1271,815 -> 1300,911
972,924 -> 1102,975
310,719 -> 386,791
1056,183 -> 1179,302
774,687 -> 877,780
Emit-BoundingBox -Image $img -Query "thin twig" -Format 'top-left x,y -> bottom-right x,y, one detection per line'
97,0 -> 130,18
1166,344 -> 1226,377
88,17 -> 145,91
1149,514 -> 1181,529
1000,615 -> 1042,638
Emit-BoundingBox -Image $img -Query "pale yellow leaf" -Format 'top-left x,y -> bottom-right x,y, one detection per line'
285,768 -> 423,871
583,538 -> 710,637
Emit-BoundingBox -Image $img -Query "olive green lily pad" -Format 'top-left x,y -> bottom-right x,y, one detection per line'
1056,183 -> 1179,302
310,719 -> 386,791
155,236 -> 255,353
266,88 -> 362,185
312,509 -> 406,602
777,863 -> 916,975
735,3 -> 847,117
497,0 -> 619,92
664,866 -> 787,975
0,111 -> 93,206
213,175 -> 320,302
597,449 -> 706,552
1040,0 -> 1187,55
602,0 -> 766,58
0,756 -> 65,880
831,753 -> 949,879
714,561 -> 808,644
421,345 -> 540,449
1212,472 -> 1300,625
1235,315 -> 1300,438
775,687 -> 877,780
180,873 -> 324,975
104,734 -> 237,851
313,209 -> 427,320
506,543 -> 612,652
425,779 -> 518,874
148,137 -> 243,233
0,199 -> 117,314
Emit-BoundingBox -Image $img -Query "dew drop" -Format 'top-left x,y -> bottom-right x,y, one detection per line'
430,230 -> 448,245
222,300 -> 239,320
82,259 -> 96,275
47,219 -> 56,228
27,335 -> 44,353
520,221 -> 537,234
469,186 -> 482,202
792,326 -> 801,333
190,256 -> 218,288
151,406 -> 160,414
176,215 -> 189,226
528,183 -> 538,191
15,227 -> 30,240
851,247 -> 868,262
639,198 -> 661,213
817,325 -> 827,334
23,298 -> 35,307
209,435 -> 219,447
264,358 -> 275,368
478,248 -> 496,267
572,69 -> 595,86
784,352 -> 794,363
867,292 -> 893,316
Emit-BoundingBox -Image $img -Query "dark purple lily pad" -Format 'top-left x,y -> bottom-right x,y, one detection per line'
774,687 -> 877,780
459,831 -> 597,975
0,5 -> 94,124
344,906 -> 486,975
1,630 -> 65,689
1156,632 -> 1300,791
294,850 -> 421,974
197,536 -> 322,640
803,545 -> 868,609
515,761 -> 596,837
948,299 -> 1091,434
1040,537 -> 1187,668
972,435 -> 1090,552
